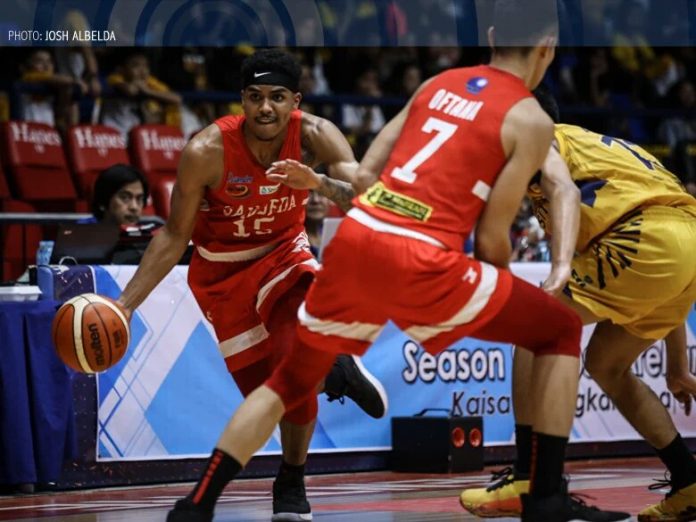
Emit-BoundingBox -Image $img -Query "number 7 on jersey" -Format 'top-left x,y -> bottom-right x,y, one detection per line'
390,117 -> 458,184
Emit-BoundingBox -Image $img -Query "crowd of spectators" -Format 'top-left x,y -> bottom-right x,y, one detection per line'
6,43 -> 696,153
3,7 -> 696,261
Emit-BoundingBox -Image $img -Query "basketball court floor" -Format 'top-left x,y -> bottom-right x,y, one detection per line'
0,457 -> 672,521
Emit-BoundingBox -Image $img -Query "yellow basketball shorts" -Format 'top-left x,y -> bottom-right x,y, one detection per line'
568,205 -> 696,340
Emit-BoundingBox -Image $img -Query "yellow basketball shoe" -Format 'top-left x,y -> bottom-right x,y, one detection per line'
638,479 -> 696,522
459,467 -> 530,517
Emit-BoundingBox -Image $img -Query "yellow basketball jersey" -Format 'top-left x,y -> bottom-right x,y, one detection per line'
528,123 -> 696,251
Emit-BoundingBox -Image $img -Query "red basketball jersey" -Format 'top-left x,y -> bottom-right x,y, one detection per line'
354,65 -> 532,251
192,111 -> 307,253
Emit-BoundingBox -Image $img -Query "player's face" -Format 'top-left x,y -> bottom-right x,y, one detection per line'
306,191 -> 330,221
242,85 -> 301,141
106,181 -> 145,225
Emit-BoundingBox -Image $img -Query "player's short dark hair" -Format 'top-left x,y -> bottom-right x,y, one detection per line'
92,164 -> 149,220
240,49 -> 301,92
492,0 -> 558,54
533,85 -> 560,123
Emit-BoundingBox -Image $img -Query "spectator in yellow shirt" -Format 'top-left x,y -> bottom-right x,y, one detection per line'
101,52 -> 182,138
19,48 -> 88,131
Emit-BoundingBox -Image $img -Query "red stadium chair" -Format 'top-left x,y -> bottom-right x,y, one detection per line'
151,177 -> 175,219
0,121 -> 82,212
141,194 -> 157,217
66,125 -> 129,199
129,125 -> 186,186
0,163 -> 11,200
0,199 -> 42,281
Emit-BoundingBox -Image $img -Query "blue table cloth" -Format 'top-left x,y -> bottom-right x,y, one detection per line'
0,299 -> 76,485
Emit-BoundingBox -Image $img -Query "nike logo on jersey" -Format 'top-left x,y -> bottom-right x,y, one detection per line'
254,71 -> 271,78
260,184 -> 280,195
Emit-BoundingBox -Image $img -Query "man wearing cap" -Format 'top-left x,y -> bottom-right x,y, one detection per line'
116,48 -> 387,522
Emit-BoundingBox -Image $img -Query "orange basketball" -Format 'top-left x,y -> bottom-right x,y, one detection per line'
52,293 -> 130,373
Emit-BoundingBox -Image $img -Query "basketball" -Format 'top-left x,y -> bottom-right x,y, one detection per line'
52,293 -> 130,373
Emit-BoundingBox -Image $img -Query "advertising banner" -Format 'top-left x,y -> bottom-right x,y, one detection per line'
94,264 -> 696,461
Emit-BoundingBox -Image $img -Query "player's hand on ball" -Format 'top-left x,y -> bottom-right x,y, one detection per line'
266,159 -> 322,190
52,293 -> 131,373
110,296 -> 132,322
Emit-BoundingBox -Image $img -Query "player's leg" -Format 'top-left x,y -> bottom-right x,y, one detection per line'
461,293 -> 603,517
266,280 -> 320,522
265,273 -> 387,420
584,322 -> 671,447
584,321 -> 696,522
513,295 -> 601,428
166,336 -> 336,522
457,276 -> 629,521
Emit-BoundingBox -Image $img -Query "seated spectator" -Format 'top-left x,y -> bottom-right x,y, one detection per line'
305,190 -> 331,257
85,164 -> 149,226
384,61 -> 421,119
658,79 -> 696,148
101,52 -> 182,138
19,48 -> 88,131
158,48 -> 216,138
611,0 -> 671,104
54,10 -> 102,123
299,62 -> 319,114
341,66 -> 385,137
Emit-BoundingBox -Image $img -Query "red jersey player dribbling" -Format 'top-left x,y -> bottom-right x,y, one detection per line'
188,110 -> 316,373
117,49 -> 388,522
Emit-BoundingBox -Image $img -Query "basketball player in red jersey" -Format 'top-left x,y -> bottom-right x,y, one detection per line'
166,3 -> 627,522
115,49 -> 387,522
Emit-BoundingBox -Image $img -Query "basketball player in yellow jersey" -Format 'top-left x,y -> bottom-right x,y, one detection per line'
461,89 -> 696,521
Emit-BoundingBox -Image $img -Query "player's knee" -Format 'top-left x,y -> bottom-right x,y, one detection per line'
583,353 -> 629,388
282,395 -> 318,425
266,342 -> 335,414
266,367 -> 317,413
535,304 -> 582,358
557,305 -> 582,357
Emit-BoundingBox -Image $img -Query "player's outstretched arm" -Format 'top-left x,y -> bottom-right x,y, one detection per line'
540,143 -> 580,296
117,125 -> 221,319
475,98 -> 554,268
266,114 -> 357,211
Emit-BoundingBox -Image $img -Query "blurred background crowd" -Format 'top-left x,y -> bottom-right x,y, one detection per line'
2,0 -> 696,269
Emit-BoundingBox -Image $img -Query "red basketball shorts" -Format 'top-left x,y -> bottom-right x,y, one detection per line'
297,211 -> 513,356
188,231 -> 318,372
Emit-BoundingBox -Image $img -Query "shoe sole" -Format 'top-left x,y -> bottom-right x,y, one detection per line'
459,496 -> 522,518
271,513 -> 313,521
351,354 -> 389,418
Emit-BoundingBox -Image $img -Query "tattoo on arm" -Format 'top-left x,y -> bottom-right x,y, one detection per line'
317,175 -> 355,212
